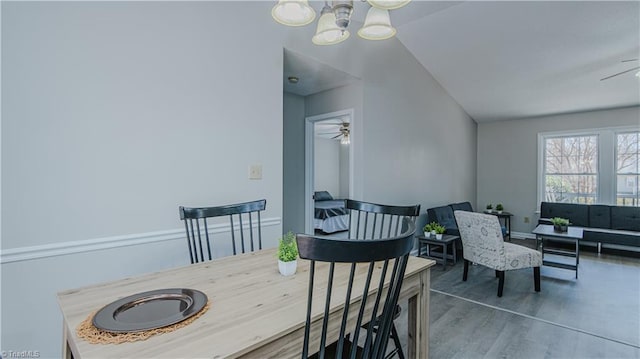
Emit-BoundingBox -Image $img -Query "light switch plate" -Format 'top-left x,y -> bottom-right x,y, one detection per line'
249,164 -> 262,180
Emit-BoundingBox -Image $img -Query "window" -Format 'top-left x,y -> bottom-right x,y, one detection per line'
543,135 -> 598,204
538,127 -> 640,207
616,132 -> 640,206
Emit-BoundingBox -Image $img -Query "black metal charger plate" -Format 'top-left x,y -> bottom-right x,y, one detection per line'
92,288 -> 208,333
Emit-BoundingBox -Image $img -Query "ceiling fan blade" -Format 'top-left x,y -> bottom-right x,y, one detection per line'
331,134 -> 343,139
600,66 -> 640,81
621,59 -> 639,63
315,122 -> 343,126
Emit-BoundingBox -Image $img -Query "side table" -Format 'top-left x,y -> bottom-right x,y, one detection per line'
484,211 -> 513,240
416,234 -> 459,270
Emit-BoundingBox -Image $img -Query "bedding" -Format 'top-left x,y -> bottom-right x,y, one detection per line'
313,193 -> 349,233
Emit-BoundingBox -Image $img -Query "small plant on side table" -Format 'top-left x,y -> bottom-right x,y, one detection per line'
486,204 -> 493,213
277,231 -> 298,276
423,223 -> 433,237
434,223 -> 446,240
496,203 -> 504,214
551,217 -> 570,232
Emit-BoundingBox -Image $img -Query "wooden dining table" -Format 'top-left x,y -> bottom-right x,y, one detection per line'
58,248 -> 435,358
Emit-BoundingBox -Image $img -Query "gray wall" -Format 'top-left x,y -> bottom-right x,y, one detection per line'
282,92 -> 306,234
314,138 -> 340,196
339,143 -> 350,198
477,106 -> 640,235
2,1 -> 477,356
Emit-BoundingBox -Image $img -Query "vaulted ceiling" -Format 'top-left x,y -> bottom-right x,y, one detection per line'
284,1 -> 640,123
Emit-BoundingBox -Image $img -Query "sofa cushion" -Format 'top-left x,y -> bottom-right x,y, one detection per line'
611,206 -> 640,232
427,205 -> 457,231
540,202 -> 589,227
589,205 -> 611,229
451,202 -> 473,212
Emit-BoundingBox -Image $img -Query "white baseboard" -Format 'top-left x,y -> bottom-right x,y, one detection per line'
0,217 -> 281,264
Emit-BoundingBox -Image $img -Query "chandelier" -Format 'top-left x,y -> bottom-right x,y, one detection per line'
271,0 -> 411,45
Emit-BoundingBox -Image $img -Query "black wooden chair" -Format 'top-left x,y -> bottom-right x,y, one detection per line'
344,199 -> 421,359
296,218 -> 416,359
179,199 -> 266,263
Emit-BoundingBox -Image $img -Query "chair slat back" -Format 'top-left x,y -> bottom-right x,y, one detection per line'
346,199 -> 420,240
179,199 -> 266,263
296,219 -> 416,359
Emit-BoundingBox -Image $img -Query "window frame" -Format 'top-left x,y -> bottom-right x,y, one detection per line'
537,126 -> 640,208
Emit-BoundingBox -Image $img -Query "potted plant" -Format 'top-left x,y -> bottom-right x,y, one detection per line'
551,217 -> 570,232
277,231 -> 298,276
434,223 -> 446,240
429,221 -> 438,236
423,222 -> 433,237
486,204 -> 493,213
496,203 -> 504,214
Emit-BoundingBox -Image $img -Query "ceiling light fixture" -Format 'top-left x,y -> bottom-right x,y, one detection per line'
272,0 -> 410,45
636,70 -> 640,78
340,133 -> 350,145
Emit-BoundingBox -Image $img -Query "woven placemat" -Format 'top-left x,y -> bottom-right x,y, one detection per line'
76,301 -> 210,344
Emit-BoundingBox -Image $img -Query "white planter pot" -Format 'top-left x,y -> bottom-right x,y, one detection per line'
424,231 -> 430,237
435,234 -> 443,240
278,259 -> 297,276
431,230 -> 436,236
497,211 -> 503,214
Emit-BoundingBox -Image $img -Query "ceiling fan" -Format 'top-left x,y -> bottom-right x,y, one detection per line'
600,59 -> 640,81
315,121 -> 350,144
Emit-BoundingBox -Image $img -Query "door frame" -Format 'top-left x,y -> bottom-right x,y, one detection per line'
304,108 -> 355,234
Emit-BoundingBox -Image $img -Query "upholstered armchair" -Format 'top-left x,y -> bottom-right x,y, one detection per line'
454,210 -> 542,297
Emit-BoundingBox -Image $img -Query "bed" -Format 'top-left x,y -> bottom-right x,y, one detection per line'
313,191 -> 349,234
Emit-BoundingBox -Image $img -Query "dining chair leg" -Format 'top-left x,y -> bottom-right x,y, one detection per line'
534,267 -> 541,292
497,270 -> 505,297
462,259 -> 469,281
386,323 -> 405,359
495,270 -> 499,278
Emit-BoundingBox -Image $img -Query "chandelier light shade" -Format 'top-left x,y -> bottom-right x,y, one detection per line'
271,0 -> 410,45
313,4 -> 350,45
367,0 -> 411,10
358,7 -> 396,40
271,0 -> 316,27
636,70 -> 640,78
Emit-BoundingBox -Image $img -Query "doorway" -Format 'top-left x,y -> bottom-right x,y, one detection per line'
305,109 -> 354,234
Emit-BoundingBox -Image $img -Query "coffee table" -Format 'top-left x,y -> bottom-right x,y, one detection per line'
532,224 -> 584,278
416,234 -> 459,270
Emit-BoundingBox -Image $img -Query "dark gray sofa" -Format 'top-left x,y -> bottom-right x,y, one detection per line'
426,202 -> 474,249
539,202 -> 640,249
427,201 -> 473,237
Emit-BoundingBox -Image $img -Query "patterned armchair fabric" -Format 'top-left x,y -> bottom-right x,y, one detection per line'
454,211 -> 542,271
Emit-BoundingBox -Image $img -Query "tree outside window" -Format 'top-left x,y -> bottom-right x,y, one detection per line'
544,135 -> 598,204
617,132 -> 640,206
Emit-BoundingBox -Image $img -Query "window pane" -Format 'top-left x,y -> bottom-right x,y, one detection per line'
544,135 -> 598,204
546,156 -> 561,174
545,138 -> 562,158
617,175 -> 639,206
617,132 -> 640,206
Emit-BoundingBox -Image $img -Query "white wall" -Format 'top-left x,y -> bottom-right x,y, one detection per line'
477,106 -> 640,235
314,138 -> 340,196
2,2 -> 477,356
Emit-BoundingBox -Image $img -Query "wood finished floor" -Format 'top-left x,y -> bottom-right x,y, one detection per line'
394,239 -> 640,358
